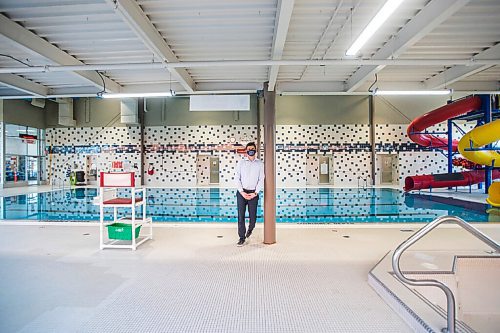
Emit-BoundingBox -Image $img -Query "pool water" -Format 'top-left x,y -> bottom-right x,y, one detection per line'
0,187 -> 496,223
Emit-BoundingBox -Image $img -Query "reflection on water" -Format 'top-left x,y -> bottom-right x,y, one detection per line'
0,188 -> 492,223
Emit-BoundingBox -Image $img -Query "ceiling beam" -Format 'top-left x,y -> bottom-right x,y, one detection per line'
268,0 -> 295,91
0,74 -> 49,97
107,0 -> 195,93
299,0 -> 353,81
277,81 -> 345,93
425,43 -> 500,89
0,13 -> 120,93
345,0 -> 470,92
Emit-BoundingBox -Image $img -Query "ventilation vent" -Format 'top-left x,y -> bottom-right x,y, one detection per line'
57,98 -> 75,127
120,98 -> 138,124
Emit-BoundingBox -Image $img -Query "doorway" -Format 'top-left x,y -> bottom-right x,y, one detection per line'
379,154 -> 397,184
209,157 -> 219,184
319,156 -> 330,184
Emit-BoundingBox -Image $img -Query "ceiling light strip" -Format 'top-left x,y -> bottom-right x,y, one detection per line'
346,0 -> 406,56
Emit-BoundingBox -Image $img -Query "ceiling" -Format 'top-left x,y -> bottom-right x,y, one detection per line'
0,0 -> 499,98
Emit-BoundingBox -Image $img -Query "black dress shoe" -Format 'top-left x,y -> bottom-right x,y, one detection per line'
245,229 -> 253,238
237,238 -> 245,246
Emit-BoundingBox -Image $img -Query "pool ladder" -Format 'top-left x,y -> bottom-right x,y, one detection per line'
357,176 -> 372,190
51,178 -> 67,191
392,215 -> 500,333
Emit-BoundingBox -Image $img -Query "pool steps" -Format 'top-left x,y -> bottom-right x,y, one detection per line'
369,251 -> 500,332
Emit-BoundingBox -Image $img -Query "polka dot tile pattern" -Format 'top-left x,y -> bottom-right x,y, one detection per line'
45,122 -> 462,187
334,152 -> 371,186
145,125 -> 258,145
47,126 -> 141,146
145,152 -> 197,187
306,155 -> 320,185
277,152 -> 307,187
221,152 -> 242,188
375,124 -> 410,144
277,124 -> 369,144
196,155 -> 211,186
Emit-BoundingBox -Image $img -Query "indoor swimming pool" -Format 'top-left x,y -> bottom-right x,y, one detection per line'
0,188 -> 496,223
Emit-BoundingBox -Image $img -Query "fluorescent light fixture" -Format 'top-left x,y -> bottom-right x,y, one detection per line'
346,0 -> 405,56
100,91 -> 173,99
374,89 -> 452,96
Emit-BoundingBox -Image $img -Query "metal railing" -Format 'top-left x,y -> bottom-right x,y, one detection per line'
357,176 -> 372,190
391,215 -> 500,333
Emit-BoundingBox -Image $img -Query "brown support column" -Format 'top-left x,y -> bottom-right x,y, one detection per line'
263,82 -> 276,244
369,95 -> 375,185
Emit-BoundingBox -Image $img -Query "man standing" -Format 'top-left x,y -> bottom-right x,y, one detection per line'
235,142 -> 264,246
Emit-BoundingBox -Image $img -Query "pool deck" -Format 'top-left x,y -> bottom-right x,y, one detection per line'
2,223 -> 499,333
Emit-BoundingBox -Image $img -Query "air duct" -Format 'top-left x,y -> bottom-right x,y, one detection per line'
31,98 -> 45,108
57,98 -> 75,127
120,98 -> 138,124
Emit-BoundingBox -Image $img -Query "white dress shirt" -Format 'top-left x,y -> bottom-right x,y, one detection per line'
235,157 -> 265,194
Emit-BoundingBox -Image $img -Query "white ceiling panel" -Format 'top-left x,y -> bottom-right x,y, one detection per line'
0,0 -> 498,97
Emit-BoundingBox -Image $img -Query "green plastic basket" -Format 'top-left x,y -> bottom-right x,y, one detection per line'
106,223 -> 141,240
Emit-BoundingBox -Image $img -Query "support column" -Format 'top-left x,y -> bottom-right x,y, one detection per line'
256,92 -> 262,159
368,95 -> 375,185
263,82 -> 276,244
138,97 -> 145,186
481,94 -> 492,193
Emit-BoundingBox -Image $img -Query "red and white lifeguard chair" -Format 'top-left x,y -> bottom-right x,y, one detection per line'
98,172 -> 152,250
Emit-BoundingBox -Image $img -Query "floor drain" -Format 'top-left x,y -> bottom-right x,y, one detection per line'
83,233 -> 90,236
217,235 -> 223,238
342,235 -> 350,238
331,229 -> 338,232
400,229 -> 414,232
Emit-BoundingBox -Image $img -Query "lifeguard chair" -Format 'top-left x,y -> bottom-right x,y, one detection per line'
98,172 -> 152,250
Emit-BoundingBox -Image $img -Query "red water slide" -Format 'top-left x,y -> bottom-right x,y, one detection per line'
404,95 -> 491,191
407,95 -> 481,151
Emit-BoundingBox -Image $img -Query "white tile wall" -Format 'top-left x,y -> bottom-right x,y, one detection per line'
45,122 -> 466,188
277,152 -> 307,187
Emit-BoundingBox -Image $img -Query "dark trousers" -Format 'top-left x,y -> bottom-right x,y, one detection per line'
236,191 -> 258,239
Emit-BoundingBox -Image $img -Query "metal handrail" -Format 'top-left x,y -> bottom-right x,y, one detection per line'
392,215 -> 500,333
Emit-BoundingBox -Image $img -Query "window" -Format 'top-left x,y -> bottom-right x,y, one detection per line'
4,124 -> 45,185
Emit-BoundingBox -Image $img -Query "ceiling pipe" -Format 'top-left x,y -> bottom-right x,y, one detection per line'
1,59 -> 499,74
2,90 -> 499,100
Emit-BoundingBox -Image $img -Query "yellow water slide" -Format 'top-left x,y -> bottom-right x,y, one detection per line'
458,119 -> 500,206
458,119 -> 500,167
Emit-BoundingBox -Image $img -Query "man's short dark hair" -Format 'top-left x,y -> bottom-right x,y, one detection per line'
246,142 -> 256,149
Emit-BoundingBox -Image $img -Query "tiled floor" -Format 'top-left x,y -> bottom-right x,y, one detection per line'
1,224 -> 499,333
0,224 -> 428,333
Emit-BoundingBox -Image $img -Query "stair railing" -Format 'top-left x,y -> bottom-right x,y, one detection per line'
391,215 -> 500,333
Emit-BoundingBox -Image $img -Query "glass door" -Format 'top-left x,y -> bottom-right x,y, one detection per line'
5,155 -> 27,184
3,124 -> 45,187
27,156 -> 39,184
